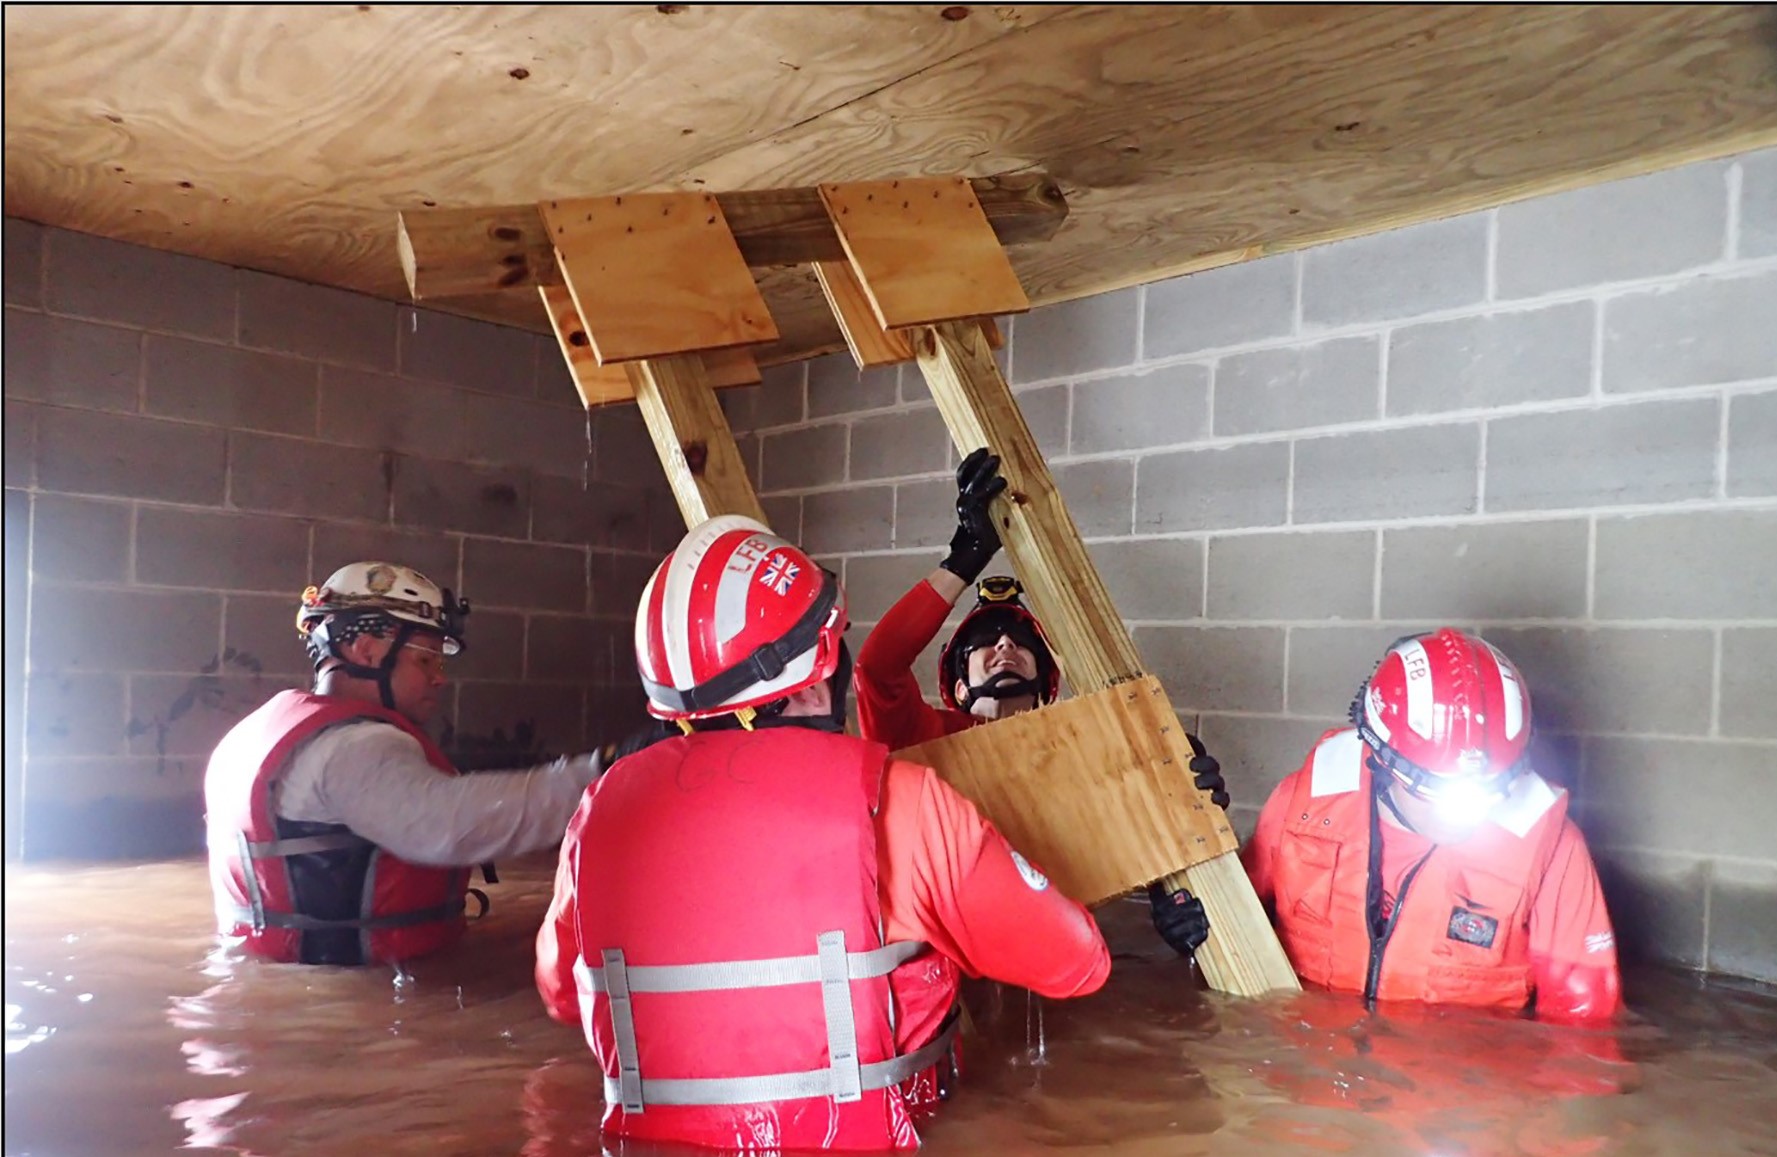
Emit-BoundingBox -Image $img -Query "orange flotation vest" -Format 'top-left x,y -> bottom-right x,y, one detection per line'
204,690 -> 471,966
1272,728 -> 1567,1010
569,726 -> 958,1152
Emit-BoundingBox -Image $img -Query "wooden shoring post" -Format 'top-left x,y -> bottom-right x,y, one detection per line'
817,176 -> 1298,996
624,356 -> 766,527
537,192 -> 774,530
908,321 -> 1297,995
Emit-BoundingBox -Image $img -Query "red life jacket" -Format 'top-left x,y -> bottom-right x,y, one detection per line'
1271,728 -> 1568,1010
204,689 -> 471,966
569,726 -> 957,1152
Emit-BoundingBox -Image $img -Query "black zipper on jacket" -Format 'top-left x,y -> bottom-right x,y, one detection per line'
1363,774 -> 1437,1007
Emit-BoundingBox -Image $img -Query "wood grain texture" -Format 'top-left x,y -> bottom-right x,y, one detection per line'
913,320 -> 1143,692
680,5 -> 1777,308
3,3 -> 1059,341
818,176 -> 1031,328
542,193 -> 777,362
626,356 -> 768,529
908,317 -> 1297,994
6,5 -> 1774,366
898,677 -> 1237,908
812,260 -> 916,368
401,173 -> 1071,300
543,285 -> 761,407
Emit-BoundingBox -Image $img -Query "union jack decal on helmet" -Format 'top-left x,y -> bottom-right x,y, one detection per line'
636,515 -> 846,722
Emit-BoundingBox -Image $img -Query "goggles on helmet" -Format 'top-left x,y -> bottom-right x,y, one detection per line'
954,612 -> 1046,667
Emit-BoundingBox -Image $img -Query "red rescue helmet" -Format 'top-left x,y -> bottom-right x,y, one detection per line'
1350,628 -> 1533,799
938,575 -> 1061,711
636,515 -> 846,723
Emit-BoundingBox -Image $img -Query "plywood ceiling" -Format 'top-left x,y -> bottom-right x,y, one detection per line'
6,4 -> 1777,366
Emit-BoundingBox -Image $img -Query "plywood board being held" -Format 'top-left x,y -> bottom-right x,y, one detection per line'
819,177 -> 1031,330
541,192 -> 778,364
896,676 -> 1238,909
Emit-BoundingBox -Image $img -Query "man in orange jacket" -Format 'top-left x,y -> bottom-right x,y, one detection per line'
1244,628 -> 1622,1020
853,448 -> 1228,964
536,515 -> 1109,1152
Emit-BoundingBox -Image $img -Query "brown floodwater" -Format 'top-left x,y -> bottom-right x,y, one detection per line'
6,855 -> 1776,1157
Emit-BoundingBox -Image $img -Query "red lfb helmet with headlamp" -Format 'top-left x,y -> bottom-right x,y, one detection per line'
1351,628 -> 1533,796
635,515 -> 846,722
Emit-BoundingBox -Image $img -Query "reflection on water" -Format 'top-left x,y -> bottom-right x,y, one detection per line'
5,855 -> 1776,1156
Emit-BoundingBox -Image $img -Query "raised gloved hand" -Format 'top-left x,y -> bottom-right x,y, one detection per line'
940,447 -> 1007,584
1186,733 -> 1229,811
1148,882 -> 1211,959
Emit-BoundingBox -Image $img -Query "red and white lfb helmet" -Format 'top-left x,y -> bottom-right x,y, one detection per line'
1351,628 -> 1534,797
636,515 -> 846,722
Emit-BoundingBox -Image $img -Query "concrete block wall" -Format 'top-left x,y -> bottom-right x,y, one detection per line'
3,222 -> 665,859
726,148 -> 1777,983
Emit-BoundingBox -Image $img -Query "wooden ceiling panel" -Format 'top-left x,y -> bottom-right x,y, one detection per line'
3,4 -> 1061,312
5,5 -> 1775,369
681,4 -> 1777,308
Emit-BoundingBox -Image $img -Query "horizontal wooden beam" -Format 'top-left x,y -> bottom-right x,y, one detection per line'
398,172 -> 1069,301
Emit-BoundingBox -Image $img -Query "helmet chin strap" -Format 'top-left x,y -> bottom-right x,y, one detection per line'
958,669 -> 1041,715
314,620 -> 417,711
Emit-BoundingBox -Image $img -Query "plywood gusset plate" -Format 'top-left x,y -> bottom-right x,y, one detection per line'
818,177 -> 1032,330
542,284 -> 760,408
540,192 -> 778,365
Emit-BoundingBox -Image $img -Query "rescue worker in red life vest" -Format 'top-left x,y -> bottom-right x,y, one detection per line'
535,515 -> 1110,1152
853,447 -> 1229,967
1243,628 -> 1623,1021
204,561 -> 617,967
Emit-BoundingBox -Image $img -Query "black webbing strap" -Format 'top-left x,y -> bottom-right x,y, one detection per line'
641,569 -> 839,716
233,897 -> 466,933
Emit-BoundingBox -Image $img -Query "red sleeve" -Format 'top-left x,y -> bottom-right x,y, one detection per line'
1240,771 -> 1300,912
1528,819 -> 1623,1022
534,789 -> 595,1025
876,760 -> 1109,999
854,580 -> 974,750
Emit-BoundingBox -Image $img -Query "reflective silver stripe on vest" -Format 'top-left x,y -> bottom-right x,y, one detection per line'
816,930 -> 862,1103
582,933 -> 933,1113
235,831 -> 269,932
579,938 -> 924,995
599,1010 -> 960,1109
603,948 -> 645,1114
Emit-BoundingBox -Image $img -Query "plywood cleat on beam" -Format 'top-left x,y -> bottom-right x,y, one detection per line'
540,192 -> 778,365
818,177 -> 1031,329
815,259 -> 1005,370
542,284 -> 761,407
398,173 -> 1069,301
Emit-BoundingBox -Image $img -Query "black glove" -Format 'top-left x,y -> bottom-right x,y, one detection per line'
600,718 -> 676,766
939,447 -> 1007,583
1186,733 -> 1229,811
1148,882 -> 1211,959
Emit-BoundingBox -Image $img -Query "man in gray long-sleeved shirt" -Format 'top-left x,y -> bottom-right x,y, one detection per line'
204,560 -> 634,966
